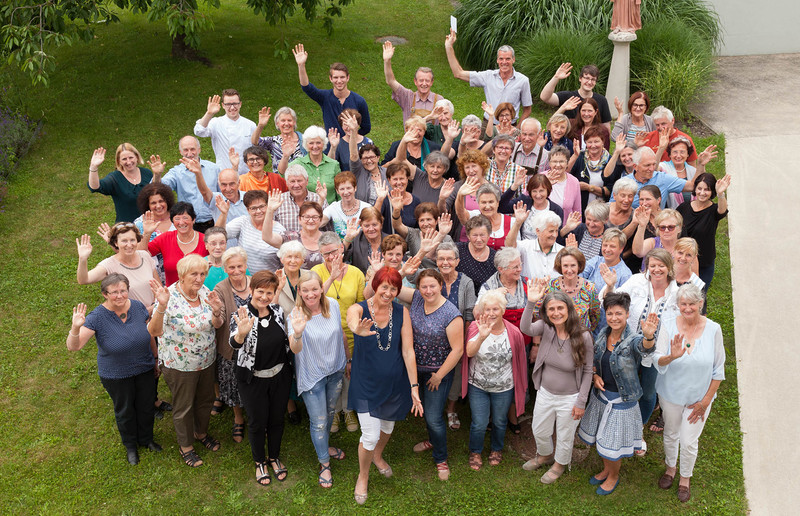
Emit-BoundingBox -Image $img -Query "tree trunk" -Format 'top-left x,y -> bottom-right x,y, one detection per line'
171,33 -> 211,65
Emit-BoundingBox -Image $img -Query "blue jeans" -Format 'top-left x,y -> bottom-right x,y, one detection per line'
698,263 -> 715,314
639,364 -> 659,423
300,370 -> 344,464
419,370 -> 454,464
468,384 -> 514,453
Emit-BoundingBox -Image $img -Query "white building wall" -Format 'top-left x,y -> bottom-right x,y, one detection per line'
709,0 -> 800,56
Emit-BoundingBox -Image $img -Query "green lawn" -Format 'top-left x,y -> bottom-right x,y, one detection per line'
0,1 -> 743,513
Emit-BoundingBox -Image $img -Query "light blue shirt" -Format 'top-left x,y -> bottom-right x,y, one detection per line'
610,171 -> 687,209
160,159 -> 220,222
654,316 -> 725,406
206,191 -> 247,247
288,298 -> 347,395
469,68 -> 533,124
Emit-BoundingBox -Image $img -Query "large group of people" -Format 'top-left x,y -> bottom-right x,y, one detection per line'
71,35 -> 730,505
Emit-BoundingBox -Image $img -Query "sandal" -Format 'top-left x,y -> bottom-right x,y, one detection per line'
635,439 -> 648,457
211,398 -> 225,416
488,450 -> 502,466
447,412 -> 461,430
156,400 -> 173,412
180,448 -> 203,468
318,464 -> 333,488
413,440 -> 433,453
328,447 -> 346,460
373,460 -> 393,478
196,434 -> 221,452
255,462 -> 271,486
508,422 -> 521,435
269,458 -> 288,482
232,423 -> 245,443
650,414 -> 665,433
436,461 -> 450,481
540,466 -> 564,485
469,452 -> 482,471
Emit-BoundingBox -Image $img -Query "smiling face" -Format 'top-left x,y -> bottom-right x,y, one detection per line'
218,170 -> 240,201
580,103 -> 597,124
585,136 -> 604,159
360,149 -> 379,172
438,109 -> 453,126
329,70 -> 350,93
477,192 -> 499,217
102,281 -> 129,310
245,154 -> 265,174
467,226 -> 489,250
545,299 -> 569,327
463,161 -> 484,180
287,174 -> 309,198
222,94 -> 241,120
579,73 -> 597,92
482,300 -> 505,327
418,212 -> 437,232
148,194 -> 168,218
418,275 -> 443,303
118,150 -> 139,173
519,122 -> 539,149
537,223 -> 559,249
252,285 -> 277,312
560,255 -> 580,280
306,138 -> 325,158
496,50 -> 515,74
654,116 -> 674,132
499,257 -> 522,284
280,252 -> 304,274
436,249 -> 459,275
549,122 -> 567,141
299,278 -> 323,309
673,247 -> 695,271
181,267 -> 208,295
493,142 -> 513,163
384,245 -> 404,269
605,304 -> 629,332
694,181 -> 712,203
374,281 -> 399,305
669,143 -> 689,166
635,153 -> 657,182
657,217 -> 679,240
427,163 -> 446,181
115,230 -> 139,257
530,186 -> 549,207
204,233 -> 227,259
277,113 -> 296,135
616,190 -> 634,211
389,170 -> 408,192
630,98 -> 647,117
678,297 -> 701,319
647,257 -> 669,284
246,198 -> 268,225
497,109 -> 513,125
362,217 -> 381,241
179,137 -> 200,160
172,212 -> 194,235
414,70 -> 433,95
299,208 -> 322,233
638,190 -> 658,211
620,147 -> 635,168
601,238 -> 622,263
585,214 -> 605,237
224,255 -> 247,281
549,153 -> 568,176
336,180 -> 356,201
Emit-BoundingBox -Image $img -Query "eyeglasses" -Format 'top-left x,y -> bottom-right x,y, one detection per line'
361,155 -> 378,162
301,215 -> 321,222
248,204 -> 268,212
321,248 -> 342,257
246,158 -> 264,164
437,256 -> 457,262
632,103 -> 647,109
658,224 -> 677,232
223,102 -> 241,107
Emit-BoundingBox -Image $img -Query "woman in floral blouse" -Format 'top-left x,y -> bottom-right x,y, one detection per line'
148,254 -> 224,468
533,247 -> 601,333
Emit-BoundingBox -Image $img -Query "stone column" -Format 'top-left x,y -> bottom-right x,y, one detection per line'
606,32 -> 637,118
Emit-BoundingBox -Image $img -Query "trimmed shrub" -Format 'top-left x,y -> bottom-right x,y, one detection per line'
516,29 -> 612,94
630,18 -> 714,79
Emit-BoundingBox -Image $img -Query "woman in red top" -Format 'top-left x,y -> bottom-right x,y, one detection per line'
456,182 -> 512,251
141,202 -> 208,286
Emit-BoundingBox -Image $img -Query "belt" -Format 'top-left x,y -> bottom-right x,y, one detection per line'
252,363 -> 284,378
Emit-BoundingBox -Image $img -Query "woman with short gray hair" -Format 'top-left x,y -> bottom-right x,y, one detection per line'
456,182 -> 513,251
607,176 -> 638,238
558,200 -> 610,261
252,105 -> 306,174
289,126 -> 341,205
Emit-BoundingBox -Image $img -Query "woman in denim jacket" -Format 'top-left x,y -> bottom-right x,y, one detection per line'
578,292 -> 658,495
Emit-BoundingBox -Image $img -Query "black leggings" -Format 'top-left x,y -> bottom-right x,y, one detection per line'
237,367 -> 291,463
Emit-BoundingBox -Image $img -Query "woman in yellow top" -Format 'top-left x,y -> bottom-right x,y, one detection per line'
312,231 -> 366,433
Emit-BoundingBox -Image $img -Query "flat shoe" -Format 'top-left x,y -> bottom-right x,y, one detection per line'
354,489 -> 368,505
232,422 -> 245,443
126,447 -> 139,465
469,452 -> 482,471
373,461 -> 393,478
540,467 -> 564,485
210,398 -> 225,416
597,478 -> 620,495
658,472 -> 675,489
447,412 -> 461,430
413,440 -> 433,453
144,441 -> 163,452
328,447 -> 345,460
508,422 -> 521,434
179,448 -> 203,468
196,434 -> 221,452
589,474 -> 606,486
522,455 -> 554,471
318,464 -> 333,488
488,450 -> 502,466
156,400 -> 173,412
269,458 -> 288,482
255,462 -> 271,486
436,461 -> 450,481
677,485 -> 691,502
635,439 -> 647,457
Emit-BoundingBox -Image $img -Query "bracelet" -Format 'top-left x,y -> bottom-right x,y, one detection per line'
89,168 -> 98,173
392,215 -> 400,220
643,335 -> 654,341
347,358 -> 352,364
69,331 -> 79,338
156,308 -> 166,314
410,383 -> 419,388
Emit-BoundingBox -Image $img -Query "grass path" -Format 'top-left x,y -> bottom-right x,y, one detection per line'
0,1 -> 743,513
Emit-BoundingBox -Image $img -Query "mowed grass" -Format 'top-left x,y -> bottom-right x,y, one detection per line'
0,1 -> 743,513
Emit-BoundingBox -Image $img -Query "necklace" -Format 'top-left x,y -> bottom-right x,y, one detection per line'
561,277 -> 580,296
177,231 -> 197,245
231,278 -> 249,294
342,199 -> 359,215
177,283 -> 199,302
555,333 -> 568,354
331,279 -> 341,300
368,299 -> 393,351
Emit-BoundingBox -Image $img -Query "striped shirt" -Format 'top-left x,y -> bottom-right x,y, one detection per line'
288,298 -> 347,395
225,215 -> 285,273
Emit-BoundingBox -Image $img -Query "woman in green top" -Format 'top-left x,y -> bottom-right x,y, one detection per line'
289,126 -> 341,205
87,143 -> 157,222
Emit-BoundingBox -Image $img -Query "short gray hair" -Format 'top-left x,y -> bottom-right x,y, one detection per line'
494,246 -> 521,269
476,182 -> 501,202
584,200 -> 610,222
435,98 -> 453,114
318,231 -> 342,248
178,135 -> 200,152
284,164 -> 308,180
436,241 -> 460,261
492,133 -> 516,149
497,45 -> 515,59
633,146 -> 656,164
676,283 -> 704,305
613,176 -> 639,196
602,227 -> 627,248
221,246 -> 248,268
274,106 -> 298,130
651,105 -> 674,122
461,114 -> 482,131
302,126 -> 328,151
531,210 -> 562,233
424,151 -> 450,169
416,66 -> 434,79
475,288 -> 508,313
520,117 -> 541,132
277,240 -> 307,260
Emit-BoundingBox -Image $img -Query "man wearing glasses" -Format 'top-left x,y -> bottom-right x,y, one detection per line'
539,63 -> 612,130
194,88 -> 257,174
272,164 -> 329,233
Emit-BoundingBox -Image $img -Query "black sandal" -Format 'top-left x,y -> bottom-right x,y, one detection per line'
211,398 -> 225,416
180,448 -> 203,468
508,422 -> 521,435
232,423 -> 245,443
196,434 -> 221,452
650,414 -> 665,433
255,462 -> 271,486
269,458 -> 288,482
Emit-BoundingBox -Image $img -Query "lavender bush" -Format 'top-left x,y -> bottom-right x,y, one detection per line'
0,89 -> 38,180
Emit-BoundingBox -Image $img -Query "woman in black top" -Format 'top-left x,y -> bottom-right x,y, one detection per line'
456,215 -> 497,296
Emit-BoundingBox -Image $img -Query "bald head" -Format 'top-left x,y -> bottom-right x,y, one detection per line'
179,135 -> 201,160
218,168 -> 240,201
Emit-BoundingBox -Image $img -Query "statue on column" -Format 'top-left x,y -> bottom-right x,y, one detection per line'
610,0 -> 642,34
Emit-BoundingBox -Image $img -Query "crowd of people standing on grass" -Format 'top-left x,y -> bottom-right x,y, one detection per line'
68,32 -> 731,504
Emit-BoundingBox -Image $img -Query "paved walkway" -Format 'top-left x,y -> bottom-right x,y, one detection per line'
693,53 -> 800,516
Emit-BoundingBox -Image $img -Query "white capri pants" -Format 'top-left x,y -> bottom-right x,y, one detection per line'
531,387 -> 581,465
357,412 -> 395,451
660,396 -> 713,478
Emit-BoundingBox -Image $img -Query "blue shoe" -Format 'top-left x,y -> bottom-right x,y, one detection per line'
589,475 -> 606,486
596,478 -> 620,495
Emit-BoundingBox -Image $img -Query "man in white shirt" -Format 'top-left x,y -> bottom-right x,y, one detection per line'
194,88 -> 256,175
505,210 -> 563,280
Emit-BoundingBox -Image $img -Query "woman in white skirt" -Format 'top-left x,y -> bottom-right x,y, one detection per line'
578,292 -> 658,495
520,280 -> 593,484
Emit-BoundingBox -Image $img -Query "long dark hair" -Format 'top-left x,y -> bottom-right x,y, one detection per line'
540,291 -> 588,369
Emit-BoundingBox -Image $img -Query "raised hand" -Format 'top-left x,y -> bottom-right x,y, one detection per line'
527,277 -> 549,303
554,62 -> 572,80
72,303 -> 87,328
545,167 -> 562,184
142,210 -> 158,235
228,147 -> 240,171
330,253 -> 346,280
599,262 -> 618,288
215,194 -> 230,215
341,112 -> 359,134
459,176 -> 481,197
476,312 -> 492,340
344,217 -> 361,242
207,95 -> 221,116
258,106 -> 272,126
206,291 -> 224,313
376,180 -> 390,202
669,333 -> 687,360
233,305 -> 255,337
280,138 -> 295,159
439,177 -> 456,201
698,144 -> 719,166
481,101 -> 494,118
150,279 -> 169,306
633,131 -> 648,147
563,96 -> 581,112
419,227 -> 439,256
513,200 -> 529,222
290,307 -> 308,336
445,28 -> 457,48
76,234 -> 93,260
315,179 -> 327,201
443,119 -> 461,141
267,188 -> 283,212
400,254 -> 422,278
327,127 -> 340,148
180,156 -> 201,175
353,317 -> 377,337
641,312 -> 660,340
615,130 -> 627,150
565,233 -> 578,248
573,138 -> 581,154
564,210 -> 582,232
148,154 -> 166,175
438,212 -> 453,235
511,167 -> 527,191
96,222 -> 111,243
658,127 -> 670,148
90,147 -> 106,169
400,128 -> 418,144
292,44 -> 308,66
382,40 -> 395,60
614,96 -> 624,116
536,131 -> 548,148
633,205 -> 650,226
715,173 -> 731,195
367,249 -> 384,271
